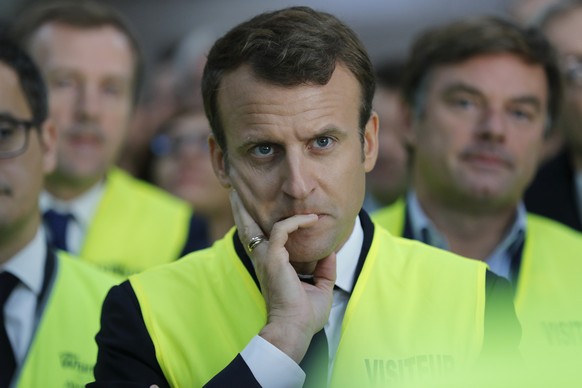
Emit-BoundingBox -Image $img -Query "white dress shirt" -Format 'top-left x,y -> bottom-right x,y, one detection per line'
39,181 -> 105,255
0,227 -> 46,365
241,217 -> 364,387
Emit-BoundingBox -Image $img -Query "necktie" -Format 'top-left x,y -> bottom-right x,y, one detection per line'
298,276 -> 333,387
300,328 -> 329,388
43,210 -> 72,251
0,272 -> 19,388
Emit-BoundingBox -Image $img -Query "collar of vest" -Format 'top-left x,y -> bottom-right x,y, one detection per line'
232,209 -> 375,293
402,202 -> 525,284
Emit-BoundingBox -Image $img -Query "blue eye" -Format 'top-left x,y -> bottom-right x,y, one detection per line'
312,136 -> 335,149
251,144 -> 274,157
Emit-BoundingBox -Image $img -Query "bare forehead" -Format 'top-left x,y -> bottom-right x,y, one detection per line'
428,53 -> 548,98
217,64 -> 361,114
29,22 -> 135,68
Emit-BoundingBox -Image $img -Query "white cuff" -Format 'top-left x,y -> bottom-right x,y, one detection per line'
241,335 -> 305,388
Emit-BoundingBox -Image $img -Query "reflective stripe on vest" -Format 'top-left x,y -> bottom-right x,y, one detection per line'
16,252 -> 120,387
81,168 -> 192,276
132,225 -> 487,387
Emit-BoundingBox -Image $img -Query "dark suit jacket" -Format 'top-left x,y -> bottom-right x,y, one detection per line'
88,211 -> 519,388
524,150 -> 582,232
179,213 -> 212,256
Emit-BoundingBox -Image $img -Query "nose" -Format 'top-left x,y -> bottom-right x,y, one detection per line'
75,83 -> 101,121
281,151 -> 315,200
475,107 -> 506,143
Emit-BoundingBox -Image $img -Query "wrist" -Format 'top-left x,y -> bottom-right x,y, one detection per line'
259,322 -> 313,363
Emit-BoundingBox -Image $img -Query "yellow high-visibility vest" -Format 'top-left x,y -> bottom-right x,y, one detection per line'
81,168 -> 193,276
16,252 -> 120,387
372,203 -> 582,381
131,225 -> 487,387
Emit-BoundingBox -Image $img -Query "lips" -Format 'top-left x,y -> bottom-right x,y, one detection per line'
460,147 -> 513,169
64,123 -> 105,147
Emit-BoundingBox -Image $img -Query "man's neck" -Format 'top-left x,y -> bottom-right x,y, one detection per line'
416,193 -> 517,261
45,174 -> 104,201
0,215 -> 39,266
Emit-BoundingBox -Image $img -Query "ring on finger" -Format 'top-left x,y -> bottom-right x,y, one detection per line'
247,235 -> 267,253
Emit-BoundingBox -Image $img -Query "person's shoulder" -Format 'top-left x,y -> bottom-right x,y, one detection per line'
106,167 -> 191,212
372,225 -> 487,276
527,212 -> 582,244
131,232 -> 235,284
370,198 -> 405,234
56,250 -> 122,287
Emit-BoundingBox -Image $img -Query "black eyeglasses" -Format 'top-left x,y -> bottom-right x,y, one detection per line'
0,113 -> 38,159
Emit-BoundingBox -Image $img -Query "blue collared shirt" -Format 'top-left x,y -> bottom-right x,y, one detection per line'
407,191 -> 526,281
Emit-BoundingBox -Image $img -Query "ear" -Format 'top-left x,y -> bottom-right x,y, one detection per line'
40,119 -> 57,175
363,111 -> 379,172
208,134 -> 231,188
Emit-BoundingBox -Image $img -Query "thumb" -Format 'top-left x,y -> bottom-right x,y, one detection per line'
312,252 -> 337,292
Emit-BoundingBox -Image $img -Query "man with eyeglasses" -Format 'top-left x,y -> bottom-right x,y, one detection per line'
0,39 -> 120,387
146,109 -> 233,244
525,0 -> 582,233
10,0 -> 210,277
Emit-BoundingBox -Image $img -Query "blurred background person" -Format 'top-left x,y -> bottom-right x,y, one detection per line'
363,61 -> 410,213
373,16 -> 582,380
118,43 -> 180,177
117,26 -> 219,179
0,38 -> 119,388
509,0 -> 565,163
525,0 -> 582,232
10,0 -> 209,276
145,109 -> 233,243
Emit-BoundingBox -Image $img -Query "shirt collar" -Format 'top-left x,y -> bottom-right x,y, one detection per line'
407,190 -> 527,262
335,216 -> 364,294
39,179 -> 106,230
1,227 -> 46,297
407,191 -> 448,249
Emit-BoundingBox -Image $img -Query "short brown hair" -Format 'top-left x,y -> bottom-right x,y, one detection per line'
10,0 -> 144,102
403,16 -> 562,130
201,6 -> 375,153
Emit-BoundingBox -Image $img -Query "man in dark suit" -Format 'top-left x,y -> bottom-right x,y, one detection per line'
524,0 -> 582,232
91,7 -> 520,387
0,39 -> 120,388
